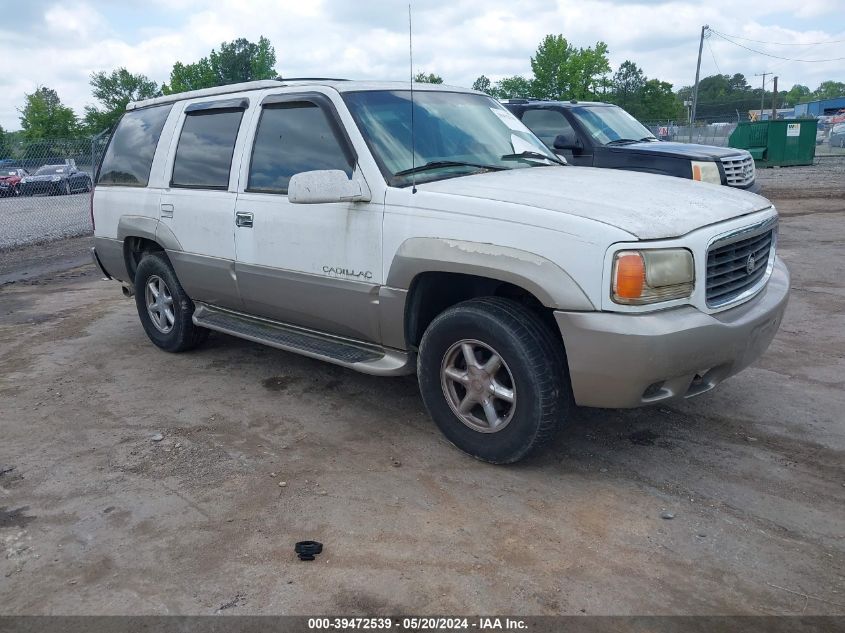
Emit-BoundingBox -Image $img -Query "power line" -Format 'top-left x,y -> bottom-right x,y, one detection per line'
709,30 -> 845,62
708,30 -> 845,46
705,36 -> 722,74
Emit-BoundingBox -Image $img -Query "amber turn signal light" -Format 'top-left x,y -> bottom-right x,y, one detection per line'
613,251 -> 645,300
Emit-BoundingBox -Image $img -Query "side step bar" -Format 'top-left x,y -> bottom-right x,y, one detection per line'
192,303 -> 414,377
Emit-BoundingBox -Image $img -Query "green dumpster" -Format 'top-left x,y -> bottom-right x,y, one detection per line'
729,119 -> 817,167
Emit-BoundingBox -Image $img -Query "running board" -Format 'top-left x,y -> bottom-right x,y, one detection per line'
192,303 -> 414,376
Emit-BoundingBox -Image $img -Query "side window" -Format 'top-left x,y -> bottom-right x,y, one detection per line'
521,109 -> 575,146
98,104 -> 172,187
248,102 -> 354,194
171,109 -> 244,189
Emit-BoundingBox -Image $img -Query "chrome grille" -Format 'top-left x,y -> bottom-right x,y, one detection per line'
720,154 -> 755,187
706,222 -> 776,308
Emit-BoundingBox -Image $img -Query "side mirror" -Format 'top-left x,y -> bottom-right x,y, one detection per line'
288,170 -> 371,204
553,133 -> 581,151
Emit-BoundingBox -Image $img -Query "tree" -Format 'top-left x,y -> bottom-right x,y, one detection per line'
490,76 -> 533,99
0,124 -> 7,158
472,75 -> 492,93
414,72 -> 443,84
19,87 -> 79,139
530,34 -> 610,100
784,84 -> 811,106
811,80 -> 845,101
610,60 -> 645,113
638,79 -> 684,121
163,36 -> 277,94
84,68 -> 160,134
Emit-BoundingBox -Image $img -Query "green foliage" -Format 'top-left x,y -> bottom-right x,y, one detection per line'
490,76 -> 533,99
19,87 -> 79,140
637,79 -> 685,121
414,72 -> 443,84
163,36 -> 277,94
810,80 -> 845,101
471,75 -> 492,93
609,60 -> 645,112
84,68 -> 160,134
529,34 -> 610,100
785,84 -> 811,105
0,124 -> 7,157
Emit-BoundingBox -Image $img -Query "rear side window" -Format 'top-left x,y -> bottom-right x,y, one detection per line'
171,109 -> 244,189
248,102 -> 354,194
98,104 -> 172,187
521,109 -> 574,146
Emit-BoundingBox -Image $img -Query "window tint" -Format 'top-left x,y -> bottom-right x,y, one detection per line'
98,104 -> 172,186
521,109 -> 574,146
171,109 -> 244,189
248,102 -> 353,193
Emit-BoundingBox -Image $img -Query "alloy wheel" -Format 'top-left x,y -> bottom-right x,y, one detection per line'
145,275 -> 175,333
440,339 -> 516,433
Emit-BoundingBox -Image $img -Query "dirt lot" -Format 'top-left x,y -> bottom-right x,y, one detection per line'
0,174 -> 843,616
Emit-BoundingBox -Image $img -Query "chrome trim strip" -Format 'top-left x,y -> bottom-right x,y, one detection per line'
706,215 -> 778,310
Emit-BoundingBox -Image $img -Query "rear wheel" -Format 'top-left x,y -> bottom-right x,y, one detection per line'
133,252 -> 208,353
417,297 -> 570,464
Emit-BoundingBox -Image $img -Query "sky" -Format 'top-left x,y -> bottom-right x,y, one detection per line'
1,0 -> 843,130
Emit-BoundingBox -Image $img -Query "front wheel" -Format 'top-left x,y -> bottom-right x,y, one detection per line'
417,297 -> 570,464
133,252 -> 209,353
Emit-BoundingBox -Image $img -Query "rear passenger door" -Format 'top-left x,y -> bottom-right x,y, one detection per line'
233,92 -> 383,343
159,98 -> 251,310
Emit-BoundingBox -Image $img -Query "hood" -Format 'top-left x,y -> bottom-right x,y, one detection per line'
416,166 -> 772,240
610,141 -> 747,161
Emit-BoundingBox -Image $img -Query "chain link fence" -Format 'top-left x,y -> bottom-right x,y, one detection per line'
0,132 -> 109,250
640,120 -> 845,157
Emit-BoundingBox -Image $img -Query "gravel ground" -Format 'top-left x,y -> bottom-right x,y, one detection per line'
756,156 -> 845,199
0,168 -> 843,615
0,193 -> 92,250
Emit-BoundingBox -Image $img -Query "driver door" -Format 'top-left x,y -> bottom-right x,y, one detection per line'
233,93 -> 383,343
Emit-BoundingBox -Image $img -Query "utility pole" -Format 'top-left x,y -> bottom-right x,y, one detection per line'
771,76 -> 778,120
690,24 -> 708,141
754,72 -> 770,120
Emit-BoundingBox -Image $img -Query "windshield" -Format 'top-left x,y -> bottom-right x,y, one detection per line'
572,105 -> 656,145
342,90 -> 559,186
35,166 -> 65,175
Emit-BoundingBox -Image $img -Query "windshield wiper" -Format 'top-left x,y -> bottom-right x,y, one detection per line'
605,138 -> 639,146
394,160 -> 505,177
500,151 -> 565,166
640,136 -> 658,142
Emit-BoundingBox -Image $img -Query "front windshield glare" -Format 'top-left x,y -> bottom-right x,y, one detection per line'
343,90 -> 559,186
574,105 -> 655,145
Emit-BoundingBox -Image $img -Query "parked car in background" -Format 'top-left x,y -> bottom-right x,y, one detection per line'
0,168 -> 28,196
19,163 -> 92,196
828,123 -> 845,148
502,99 -> 759,193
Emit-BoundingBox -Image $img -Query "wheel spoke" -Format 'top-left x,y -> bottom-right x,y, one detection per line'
482,353 -> 502,375
481,399 -> 500,428
461,343 -> 480,369
490,381 -> 514,403
164,307 -> 175,326
444,367 -> 469,384
458,394 -> 476,413
148,281 -> 160,299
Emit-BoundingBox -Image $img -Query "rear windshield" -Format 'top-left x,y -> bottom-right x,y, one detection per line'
98,104 -> 172,187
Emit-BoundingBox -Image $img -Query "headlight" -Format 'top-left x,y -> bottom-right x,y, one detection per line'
20,178 -> 29,183
611,248 -> 694,305
51,176 -> 61,182
690,160 -> 721,185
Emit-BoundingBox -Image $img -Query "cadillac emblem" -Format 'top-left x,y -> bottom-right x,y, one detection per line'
746,254 -> 756,275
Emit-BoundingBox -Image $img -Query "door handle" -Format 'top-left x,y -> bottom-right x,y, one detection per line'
235,211 -> 254,228
161,203 -> 174,218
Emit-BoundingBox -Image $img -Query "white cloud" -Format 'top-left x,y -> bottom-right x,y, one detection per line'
0,0 -> 843,130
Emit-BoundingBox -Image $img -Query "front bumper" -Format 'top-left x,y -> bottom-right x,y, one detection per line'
20,181 -> 59,195
555,257 -> 789,408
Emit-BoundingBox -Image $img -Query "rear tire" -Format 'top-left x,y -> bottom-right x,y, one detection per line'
133,251 -> 209,353
417,297 -> 570,464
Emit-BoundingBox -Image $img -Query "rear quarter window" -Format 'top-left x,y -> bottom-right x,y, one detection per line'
98,104 -> 172,187
171,109 -> 244,189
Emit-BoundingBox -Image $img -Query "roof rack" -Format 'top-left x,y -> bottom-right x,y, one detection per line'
275,77 -> 350,82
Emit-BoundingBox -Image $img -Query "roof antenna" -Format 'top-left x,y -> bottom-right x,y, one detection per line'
408,3 -> 417,194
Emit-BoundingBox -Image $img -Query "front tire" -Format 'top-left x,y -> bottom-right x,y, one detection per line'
133,252 -> 209,353
417,297 -> 570,464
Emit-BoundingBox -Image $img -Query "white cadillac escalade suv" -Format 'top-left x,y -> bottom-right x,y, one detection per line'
91,79 -> 789,463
